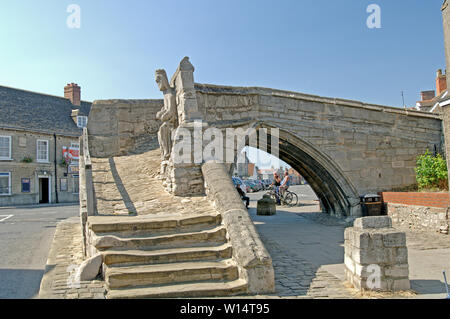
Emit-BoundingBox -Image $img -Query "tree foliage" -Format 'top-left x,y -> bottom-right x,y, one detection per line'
415,150 -> 448,190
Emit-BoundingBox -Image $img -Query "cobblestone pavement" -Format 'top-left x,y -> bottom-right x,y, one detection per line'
91,149 -> 216,217
260,238 -> 355,299
39,215 -> 356,299
38,217 -> 106,299
248,190 -> 450,299
39,186 -> 450,299
247,199 -> 358,299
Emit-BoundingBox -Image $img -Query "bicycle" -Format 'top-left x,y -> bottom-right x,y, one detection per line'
266,186 -> 298,207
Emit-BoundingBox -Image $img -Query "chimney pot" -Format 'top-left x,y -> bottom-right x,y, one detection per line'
436,69 -> 447,96
421,90 -> 435,101
64,83 -> 81,106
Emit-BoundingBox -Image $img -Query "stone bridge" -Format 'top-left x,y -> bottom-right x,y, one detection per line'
87,57 -> 443,218
80,57 -> 445,298
193,83 -> 443,217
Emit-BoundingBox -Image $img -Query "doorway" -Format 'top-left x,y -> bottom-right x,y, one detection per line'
39,177 -> 49,204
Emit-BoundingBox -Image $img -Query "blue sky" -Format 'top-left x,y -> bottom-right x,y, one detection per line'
0,0 -> 446,107
0,1 -> 447,168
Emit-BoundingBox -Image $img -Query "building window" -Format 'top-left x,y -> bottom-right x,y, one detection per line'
37,140 -> 49,162
71,142 -> 80,149
0,172 -> 11,195
0,136 -> 12,160
77,116 -> 88,128
21,178 -> 31,193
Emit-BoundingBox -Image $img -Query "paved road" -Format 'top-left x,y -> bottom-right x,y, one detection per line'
0,204 -> 78,299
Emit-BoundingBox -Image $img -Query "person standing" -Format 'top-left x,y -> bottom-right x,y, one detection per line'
279,171 -> 291,200
272,172 -> 282,205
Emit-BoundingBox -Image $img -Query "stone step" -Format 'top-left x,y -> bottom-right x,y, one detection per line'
105,260 -> 239,289
103,243 -> 233,266
88,213 -> 222,234
107,279 -> 248,299
94,226 -> 228,251
96,223 -> 222,240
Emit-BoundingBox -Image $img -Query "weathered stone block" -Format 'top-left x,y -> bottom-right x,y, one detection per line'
351,231 -> 370,248
75,253 -> 103,282
345,217 -> 409,292
369,232 -> 384,249
392,278 -> 411,291
344,227 -> 353,240
353,247 -> 390,265
354,216 -> 392,230
391,247 -> 408,264
382,231 -> 406,247
384,264 -> 409,278
344,254 -> 355,273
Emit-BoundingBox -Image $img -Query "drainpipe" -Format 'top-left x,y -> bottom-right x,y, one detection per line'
54,133 -> 59,203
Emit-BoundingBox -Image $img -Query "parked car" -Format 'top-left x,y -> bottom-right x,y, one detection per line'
250,180 -> 261,192
254,180 -> 265,191
244,180 -> 257,193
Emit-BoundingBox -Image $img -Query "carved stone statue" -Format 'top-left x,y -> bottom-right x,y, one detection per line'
155,69 -> 178,161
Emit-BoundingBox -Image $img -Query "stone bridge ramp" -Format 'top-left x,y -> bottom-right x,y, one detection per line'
90,149 -> 215,216
87,213 -> 247,298
86,148 -> 250,297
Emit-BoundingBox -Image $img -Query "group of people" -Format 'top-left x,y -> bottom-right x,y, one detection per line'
235,171 -> 291,208
271,171 -> 291,205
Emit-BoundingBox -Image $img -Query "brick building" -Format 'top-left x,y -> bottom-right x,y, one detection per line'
0,83 -> 91,206
413,69 -> 448,113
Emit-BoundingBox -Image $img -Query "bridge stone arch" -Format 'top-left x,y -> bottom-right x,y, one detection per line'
226,121 -> 361,217
250,122 -> 361,217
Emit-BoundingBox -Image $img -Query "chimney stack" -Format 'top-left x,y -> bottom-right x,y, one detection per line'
64,83 -> 81,106
436,69 -> 447,96
420,90 -> 435,101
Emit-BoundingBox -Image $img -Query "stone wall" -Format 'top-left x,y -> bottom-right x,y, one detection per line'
386,203 -> 449,234
201,161 -> 275,294
344,216 -> 410,291
87,99 -> 162,158
195,84 -> 443,196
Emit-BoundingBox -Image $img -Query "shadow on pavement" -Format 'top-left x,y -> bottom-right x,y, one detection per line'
0,268 -> 44,299
411,279 -> 448,295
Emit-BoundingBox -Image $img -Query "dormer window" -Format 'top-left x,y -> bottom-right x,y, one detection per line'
77,116 -> 88,128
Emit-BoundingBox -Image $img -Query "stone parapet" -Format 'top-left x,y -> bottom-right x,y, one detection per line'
87,99 -> 162,158
344,216 -> 410,291
202,161 -> 275,294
